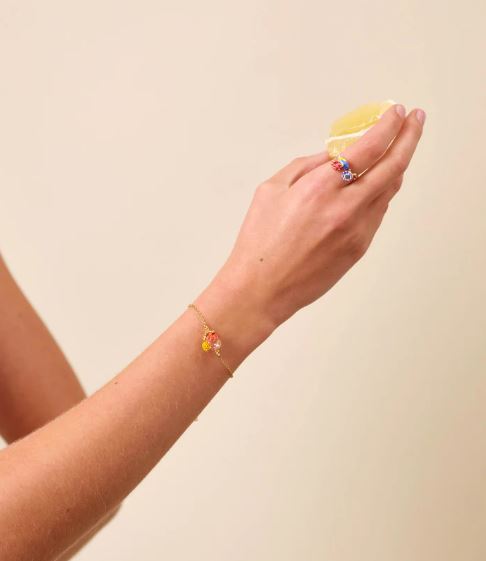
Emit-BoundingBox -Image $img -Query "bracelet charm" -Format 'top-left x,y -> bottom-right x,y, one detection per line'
188,303 -> 233,378
202,329 -> 222,353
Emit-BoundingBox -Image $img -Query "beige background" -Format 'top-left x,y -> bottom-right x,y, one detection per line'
1,1 -> 485,560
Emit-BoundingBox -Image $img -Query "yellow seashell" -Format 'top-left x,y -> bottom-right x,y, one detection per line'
202,340 -> 212,352
325,100 -> 396,158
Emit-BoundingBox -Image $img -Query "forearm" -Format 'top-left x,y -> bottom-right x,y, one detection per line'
54,504 -> 122,561
0,256 -> 86,443
0,269 -> 275,561
0,103 -> 424,561
0,256 -> 124,561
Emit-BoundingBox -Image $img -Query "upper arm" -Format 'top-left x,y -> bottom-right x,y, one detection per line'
0,255 -> 86,443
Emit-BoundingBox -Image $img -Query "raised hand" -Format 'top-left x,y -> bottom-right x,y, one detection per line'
215,104 -> 425,329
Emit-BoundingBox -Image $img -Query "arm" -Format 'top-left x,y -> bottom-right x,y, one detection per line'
53,506 -> 121,561
0,106 -> 424,561
0,256 -> 86,443
0,256 -> 122,557
0,271 -> 273,561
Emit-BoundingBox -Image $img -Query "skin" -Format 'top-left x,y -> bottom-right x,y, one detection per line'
0,256 -> 86,443
0,257 -> 122,559
0,104 -> 425,560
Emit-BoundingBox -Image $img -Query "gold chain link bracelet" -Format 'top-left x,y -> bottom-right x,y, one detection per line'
188,303 -> 233,378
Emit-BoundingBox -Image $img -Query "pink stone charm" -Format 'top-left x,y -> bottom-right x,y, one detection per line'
203,330 -> 222,354
206,331 -> 219,344
331,159 -> 344,171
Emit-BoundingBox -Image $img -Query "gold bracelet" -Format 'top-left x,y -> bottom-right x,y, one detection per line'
188,303 -> 233,378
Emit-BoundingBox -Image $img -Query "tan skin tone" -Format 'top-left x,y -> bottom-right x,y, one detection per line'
0,257 -> 122,560
0,257 -> 86,442
0,104 -> 425,560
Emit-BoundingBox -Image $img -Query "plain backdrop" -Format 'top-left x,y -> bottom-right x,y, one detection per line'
0,1 -> 485,560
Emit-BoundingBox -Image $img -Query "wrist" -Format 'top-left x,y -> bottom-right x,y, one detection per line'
191,267 -> 278,372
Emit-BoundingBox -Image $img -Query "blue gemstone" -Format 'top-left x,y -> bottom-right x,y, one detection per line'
342,170 -> 353,181
339,158 -> 350,170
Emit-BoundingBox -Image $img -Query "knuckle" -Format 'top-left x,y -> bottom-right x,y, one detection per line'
299,167 -> 327,194
291,155 -> 307,166
299,183 -> 323,204
254,180 -> 275,198
257,180 -> 273,192
327,207 -> 354,232
391,153 -> 408,175
390,175 -> 403,192
346,230 -> 367,258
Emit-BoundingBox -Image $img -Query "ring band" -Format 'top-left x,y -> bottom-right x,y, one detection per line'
331,156 -> 358,185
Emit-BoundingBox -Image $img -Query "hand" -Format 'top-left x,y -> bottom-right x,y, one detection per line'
216,105 -> 425,331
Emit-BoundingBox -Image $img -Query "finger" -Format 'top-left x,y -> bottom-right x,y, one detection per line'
268,150 -> 330,187
356,108 -> 425,202
337,103 -> 407,176
368,173 -> 404,209
363,195 -> 390,242
295,103 -> 406,193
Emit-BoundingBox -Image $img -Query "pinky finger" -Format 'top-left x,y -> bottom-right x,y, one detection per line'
363,174 -> 403,244
369,173 -> 404,209
363,194 -> 390,244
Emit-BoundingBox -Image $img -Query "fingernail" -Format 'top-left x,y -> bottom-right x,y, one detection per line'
415,109 -> 426,124
394,104 -> 406,118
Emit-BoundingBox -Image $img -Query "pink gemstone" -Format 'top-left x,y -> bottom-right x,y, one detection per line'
206,331 -> 219,344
